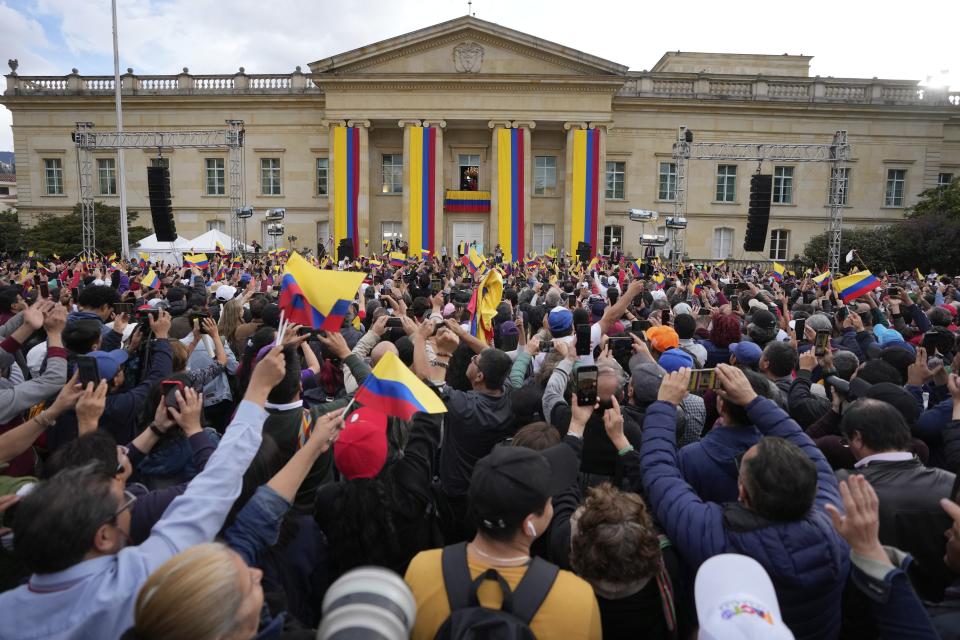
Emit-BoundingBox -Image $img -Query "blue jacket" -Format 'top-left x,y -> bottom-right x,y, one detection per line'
641,396 -> 850,640
698,339 -> 730,368
678,424 -> 761,504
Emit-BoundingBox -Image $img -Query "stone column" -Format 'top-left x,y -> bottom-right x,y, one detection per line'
562,122 -> 588,256
348,120 -> 371,252
488,120 -> 512,254
423,120 -> 446,254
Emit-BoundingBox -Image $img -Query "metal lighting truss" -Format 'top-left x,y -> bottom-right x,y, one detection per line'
672,128 -> 850,275
74,120 -> 246,255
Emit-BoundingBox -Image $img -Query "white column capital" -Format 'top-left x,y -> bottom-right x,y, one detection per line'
588,121 -> 613,132
488,119 -> 512,129
320,119 -> 347,128
398,119 -> 423,128
511,120 -> 536,129
422,119 -> 447,128
346,119 -> 371,128
563,121 -> 589,131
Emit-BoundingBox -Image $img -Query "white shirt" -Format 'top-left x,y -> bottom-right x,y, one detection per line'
854,451 -> 914,468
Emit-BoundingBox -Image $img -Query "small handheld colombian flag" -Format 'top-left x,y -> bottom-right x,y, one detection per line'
833,270 -> 881,303
771,262 -> 786,282
279,252 -> 365,331
184,253 -> 209,269
141,269 -> 160,290
812,271 -> 832,288
354,351 -> 447,421
389,252 -> 406,268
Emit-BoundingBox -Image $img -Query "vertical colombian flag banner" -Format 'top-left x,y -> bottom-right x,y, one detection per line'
570,129 -> 601,257
497,127 -> 525,264
407,126 -> 437,257
333,126 -> 360,257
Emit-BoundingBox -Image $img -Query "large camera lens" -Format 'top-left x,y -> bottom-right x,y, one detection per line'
318,567 -> 416,640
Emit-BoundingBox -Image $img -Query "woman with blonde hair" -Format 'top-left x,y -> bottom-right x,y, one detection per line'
219,297 -> 245,356
122,542 -> 264,640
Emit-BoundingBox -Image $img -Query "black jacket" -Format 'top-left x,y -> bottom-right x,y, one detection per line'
840,457 -> 956,601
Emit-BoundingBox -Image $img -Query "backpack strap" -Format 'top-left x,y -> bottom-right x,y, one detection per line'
441,543 -> 473,613
506,556 -> 560,625
656,535 -> 678,637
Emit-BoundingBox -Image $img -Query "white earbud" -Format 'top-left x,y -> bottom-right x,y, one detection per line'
526,521 -> 537,537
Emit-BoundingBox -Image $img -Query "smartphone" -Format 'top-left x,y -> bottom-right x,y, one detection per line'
814,331 -> 830,357
540,339 -> 553,353
575,324 -> 592,356
887,287 -> 900,297
386,317 -> 403,329
114,303 -> 133,315
39,282 -> 50,298
431,278 -> 443,293
922,331 -> 941,355
822,299 -> 834,313
609,336 -> 633,358
76,356 -> 101,386
729,297 -> 740,312
70,287 -> 80,301
574,365 -> 599,406
661,309 -> 671,324
688,368 -> 719,392
794,318 -> 806,341
161,380 -> 186,418
836,305 -> 847,322
631,320 -> 651,334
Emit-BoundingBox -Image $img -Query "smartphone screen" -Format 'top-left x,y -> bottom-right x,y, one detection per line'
76,356 -> 100,387
575,324 -> 592,356
661,310 -> 671,324
815,331 -> 830,357
386,317 -> 403,328
574,365 -> 599,406
687,368 -> 719,392
794,318 -> 806,341
887,287 -> 900,297
114,303 -> 133,315
540,339 -> 553,353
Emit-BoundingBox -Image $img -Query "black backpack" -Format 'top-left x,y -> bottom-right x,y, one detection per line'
435,542 -> 559,639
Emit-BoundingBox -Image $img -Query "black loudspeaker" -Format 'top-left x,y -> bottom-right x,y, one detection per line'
338,238 -> 354,261
743,174 -> 772,252
147,166 -> 177,241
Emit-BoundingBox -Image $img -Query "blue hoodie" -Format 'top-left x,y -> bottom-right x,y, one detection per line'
678,424 -> 761,504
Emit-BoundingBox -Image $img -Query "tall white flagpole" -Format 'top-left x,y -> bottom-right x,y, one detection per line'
112,0 -> 130,259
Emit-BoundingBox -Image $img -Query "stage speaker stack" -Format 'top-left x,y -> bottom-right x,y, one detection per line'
338,238 -> 355,262
743,174 -> 772,252
576,241 -> 591,264
147,166 -> 177,242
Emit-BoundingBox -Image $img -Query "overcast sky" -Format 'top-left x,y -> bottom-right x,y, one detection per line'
1,0 -> 958,152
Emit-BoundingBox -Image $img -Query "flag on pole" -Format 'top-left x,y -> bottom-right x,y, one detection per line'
771,262 -> 786,282
631,259 -> 643,277
833,271 -> 881,303
354,351 -> 448,420
845,249 -> 855,264
184,253 -> 210,269
279,252 -> 365,331
389,252 -> 406,267
141,269 -> 160,290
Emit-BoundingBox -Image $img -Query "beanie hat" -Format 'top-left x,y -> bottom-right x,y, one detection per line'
646,326 -> 679,353
333,407 -> 389,480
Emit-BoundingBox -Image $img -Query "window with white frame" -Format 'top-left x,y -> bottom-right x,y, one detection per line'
658,162 -> 676,201
205,158 -> 225,196
260,158 -> 281,195
715,165 -> 737,202
459,154 -> 480,191
605,161 -> 625,200
772,166 -> 794,204
532,224 -> 555,255
885,169 -> 906,207
769,229 -> 789,261
382,221 -> 403,242
534,156 -> 557,196
832,167 -> 851,206
317,221 -> 330,251
43,158 -> 63,195
713,227 -> 734,259
97,158 -> 117,195
207,220 -> 225,232
602,225 -> 623,255
938,172 -> 953,188
316,158 -> 329,196
381,154 -> 403,194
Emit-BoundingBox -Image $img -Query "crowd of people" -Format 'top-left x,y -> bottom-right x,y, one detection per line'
0,246 -> 959,639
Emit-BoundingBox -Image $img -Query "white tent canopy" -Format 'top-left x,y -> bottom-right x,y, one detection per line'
134,234 -> 193,265
184,229 -> 251,253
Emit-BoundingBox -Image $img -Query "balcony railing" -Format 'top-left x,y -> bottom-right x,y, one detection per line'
616,72 -> 959,107
4,67 -> 320,97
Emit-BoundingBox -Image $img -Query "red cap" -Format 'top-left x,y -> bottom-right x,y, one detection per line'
334,407 -> 389,479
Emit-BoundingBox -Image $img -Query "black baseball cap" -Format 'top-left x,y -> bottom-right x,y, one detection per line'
468,444 -> 578,532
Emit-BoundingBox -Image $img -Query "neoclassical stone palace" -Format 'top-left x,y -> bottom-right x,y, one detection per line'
3,16 -> 959,260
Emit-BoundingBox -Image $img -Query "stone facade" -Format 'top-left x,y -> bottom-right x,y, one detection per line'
3,16 -> 959,260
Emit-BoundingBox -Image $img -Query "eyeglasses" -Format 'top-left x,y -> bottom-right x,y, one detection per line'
115,490 -> 137,519
115,445 -> 129,476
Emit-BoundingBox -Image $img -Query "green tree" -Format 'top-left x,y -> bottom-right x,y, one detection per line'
801,225 -> 898,273
907,177 -> 960,219
24,202 -> 151,256
0,209 -> 23,254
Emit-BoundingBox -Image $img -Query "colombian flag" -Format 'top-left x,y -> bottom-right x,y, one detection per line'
468,268 -> 503,344
141,269 -> 160,290
813,271 -> 832,288
185,253 -> 209,269
389,252 -> 406,267
630,259 -> 643,277
833,270 -> 881,303
461,247 -> 485,275
525,256 -> 539,269
279,252 -> 365,331
771,262 -> 786,282
353,351 -> 447,421
215,241 -> 227,255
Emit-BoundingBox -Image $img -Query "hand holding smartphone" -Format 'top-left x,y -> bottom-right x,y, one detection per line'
76,356 -> 101,387
574,365 -> 599,406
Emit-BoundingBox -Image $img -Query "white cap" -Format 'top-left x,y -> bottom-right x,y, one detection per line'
215,285 -> 238,302
92,279 -> 106,286
695,554 -> 794,640
747,299 -> 767,312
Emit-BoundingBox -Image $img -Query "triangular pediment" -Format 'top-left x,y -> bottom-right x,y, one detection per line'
308,16 -> 628,78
